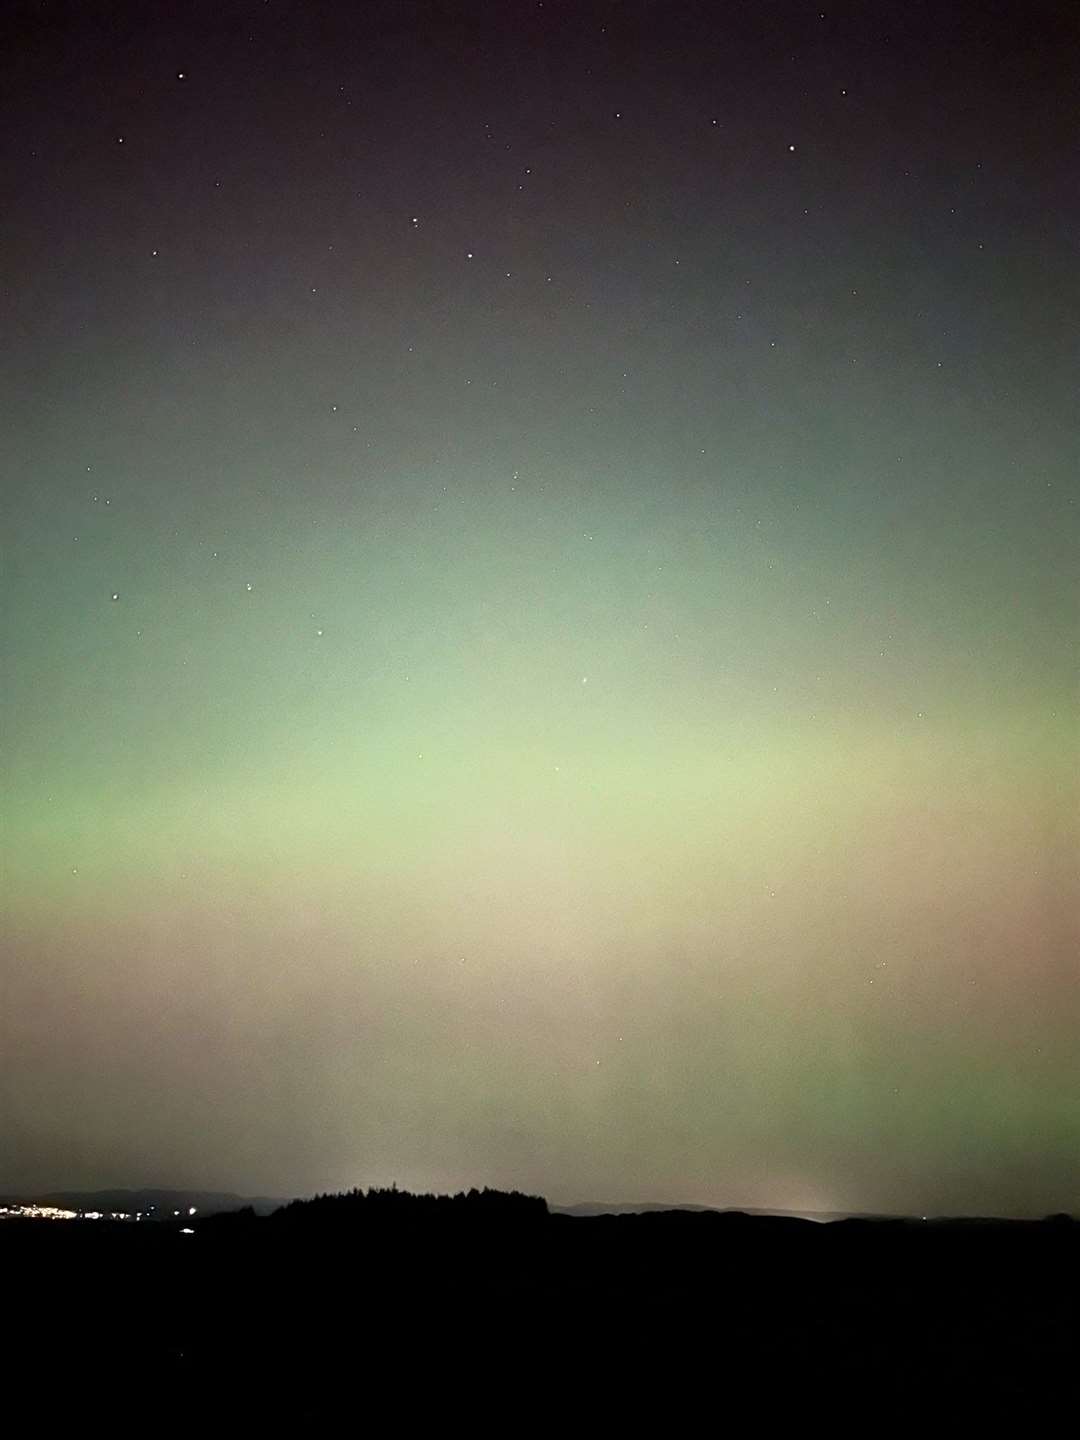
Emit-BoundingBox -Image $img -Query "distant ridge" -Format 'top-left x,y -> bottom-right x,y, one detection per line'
551,1201 -> 902,1222
552,1201 -> 1077,1223
552,1201 -> 721,1217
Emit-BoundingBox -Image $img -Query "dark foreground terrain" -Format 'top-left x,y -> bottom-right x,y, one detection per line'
6,1189 -> 1078,1422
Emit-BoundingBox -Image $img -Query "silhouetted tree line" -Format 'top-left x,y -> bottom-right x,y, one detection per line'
269,1183 -> 549,1227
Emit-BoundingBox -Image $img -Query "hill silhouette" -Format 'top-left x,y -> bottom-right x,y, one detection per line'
271,1181 -> 549,1226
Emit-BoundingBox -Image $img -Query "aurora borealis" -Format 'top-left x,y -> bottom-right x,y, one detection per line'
2,0 -> 1077,1217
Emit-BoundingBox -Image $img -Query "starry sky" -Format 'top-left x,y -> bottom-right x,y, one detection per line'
2,0 -> 1077,1217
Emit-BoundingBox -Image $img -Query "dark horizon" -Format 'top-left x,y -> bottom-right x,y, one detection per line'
8,1177 -> 1078,1418
3,1179 -> 1076,1226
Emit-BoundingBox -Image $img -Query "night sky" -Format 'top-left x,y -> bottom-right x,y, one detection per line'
2,0 -> 1077,1217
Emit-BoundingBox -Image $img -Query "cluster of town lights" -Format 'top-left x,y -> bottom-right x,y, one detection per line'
0,1204 -> 198,1222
